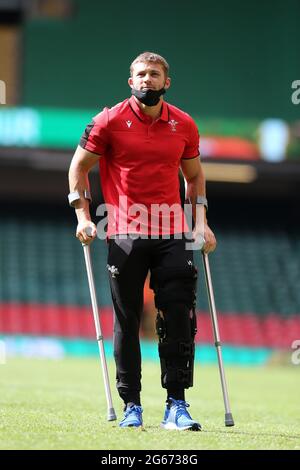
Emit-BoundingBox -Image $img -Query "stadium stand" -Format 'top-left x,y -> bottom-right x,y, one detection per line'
1,203 -> 299,349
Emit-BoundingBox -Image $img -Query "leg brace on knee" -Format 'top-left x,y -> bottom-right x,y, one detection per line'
151,265 -> 198,389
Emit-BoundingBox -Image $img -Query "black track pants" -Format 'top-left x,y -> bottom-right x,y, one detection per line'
107,235 -> 195,406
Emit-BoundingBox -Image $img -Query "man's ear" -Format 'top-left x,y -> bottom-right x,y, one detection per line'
128,77 -> 133,88
164,77 -> 171,90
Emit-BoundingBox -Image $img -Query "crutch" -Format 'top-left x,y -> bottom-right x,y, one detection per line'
200,241 -> 234,427
82,227 -> 117,421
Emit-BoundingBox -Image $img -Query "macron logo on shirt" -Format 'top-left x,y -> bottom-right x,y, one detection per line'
126,120 -> 132,128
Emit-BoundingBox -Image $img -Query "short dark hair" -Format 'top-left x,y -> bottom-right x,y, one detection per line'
130,52 -> 169,77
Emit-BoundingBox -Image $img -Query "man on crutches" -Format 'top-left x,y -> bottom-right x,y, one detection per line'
68,52 -> 219,431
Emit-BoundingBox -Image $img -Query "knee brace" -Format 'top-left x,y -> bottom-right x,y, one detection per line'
151,265 -> 198,389
150,265 -> 197,312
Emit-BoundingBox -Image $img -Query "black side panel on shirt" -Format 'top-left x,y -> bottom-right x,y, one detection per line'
79,120 -> 95,148
181,155 -> 199,160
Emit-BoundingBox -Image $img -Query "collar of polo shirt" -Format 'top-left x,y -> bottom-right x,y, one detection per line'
128,96 -> 169,122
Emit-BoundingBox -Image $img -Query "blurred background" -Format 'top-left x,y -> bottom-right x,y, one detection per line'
0,0 -> 300,364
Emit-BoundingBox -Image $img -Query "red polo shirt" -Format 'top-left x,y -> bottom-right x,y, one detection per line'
80,96 -> 199,237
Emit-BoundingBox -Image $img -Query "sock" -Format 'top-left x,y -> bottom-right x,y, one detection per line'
120,389 -> 141,408
167,389 -> 185,402
124,400 -> 141,411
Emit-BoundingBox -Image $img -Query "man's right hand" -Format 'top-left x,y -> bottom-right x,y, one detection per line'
76,221 -> 97,245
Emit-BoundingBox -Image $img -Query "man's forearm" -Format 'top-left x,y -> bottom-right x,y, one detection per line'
68,162 -> 92,223
185,166 -> 207,225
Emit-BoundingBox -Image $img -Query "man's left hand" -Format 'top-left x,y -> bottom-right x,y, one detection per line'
193,223 -> 217,254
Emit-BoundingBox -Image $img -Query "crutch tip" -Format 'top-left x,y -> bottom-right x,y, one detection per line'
225,413 -> 235,427
107,408 -> 117,421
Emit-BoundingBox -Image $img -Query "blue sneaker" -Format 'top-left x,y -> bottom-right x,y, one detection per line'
161,398 -> 201,431
119,404 -> 143,428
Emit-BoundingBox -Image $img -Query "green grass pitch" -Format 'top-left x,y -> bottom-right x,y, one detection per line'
0,357 -> 299,450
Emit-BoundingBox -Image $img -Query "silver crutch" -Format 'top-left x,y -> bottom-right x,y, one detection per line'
201,248 -> 234,427
82,228 -> 117,421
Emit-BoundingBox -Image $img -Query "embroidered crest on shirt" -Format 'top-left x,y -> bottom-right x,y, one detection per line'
126,120 -> 132,128
168,119 -> 178,132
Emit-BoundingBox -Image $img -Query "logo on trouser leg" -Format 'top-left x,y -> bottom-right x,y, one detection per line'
107,264 -> 119,278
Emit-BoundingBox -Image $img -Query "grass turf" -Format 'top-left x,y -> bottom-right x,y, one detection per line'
0,357 -> 299,450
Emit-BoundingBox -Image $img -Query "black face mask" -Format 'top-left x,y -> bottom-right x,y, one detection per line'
131,87 -> 166,106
